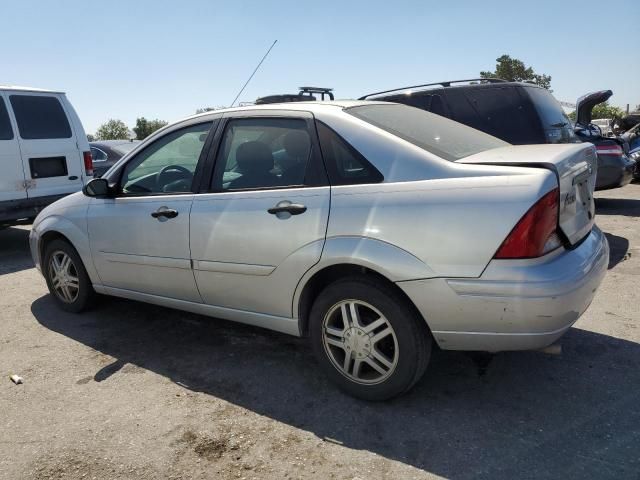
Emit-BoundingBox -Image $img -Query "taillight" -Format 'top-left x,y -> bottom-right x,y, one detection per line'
494,188 -> 561,259
595,144 -> 623,156
83,151 -> 94,177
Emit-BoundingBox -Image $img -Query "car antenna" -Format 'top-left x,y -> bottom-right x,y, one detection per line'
229,39 -> 278,107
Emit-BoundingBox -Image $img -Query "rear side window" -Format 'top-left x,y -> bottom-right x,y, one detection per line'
0,98 -> 13,140
347,103 -> 508,161
316,122 -> 383,185
10,95 -> 72,139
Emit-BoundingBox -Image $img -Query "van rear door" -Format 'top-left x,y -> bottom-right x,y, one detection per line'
9,93 -> 84,200
0,93 -> 26,204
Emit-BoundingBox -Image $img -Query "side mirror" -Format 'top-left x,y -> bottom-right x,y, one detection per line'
83,178 -> 112,197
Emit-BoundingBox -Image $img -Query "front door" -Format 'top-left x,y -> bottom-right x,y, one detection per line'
9,93 -> 84,199
88,121 -> 214,302
190,114 -> 330,318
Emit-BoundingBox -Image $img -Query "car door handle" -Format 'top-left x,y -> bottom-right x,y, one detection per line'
151,208 -> 179,219
267,203 -> 307,215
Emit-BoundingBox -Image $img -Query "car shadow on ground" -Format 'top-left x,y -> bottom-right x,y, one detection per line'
604,232 -> 630,269
0,226 -> 34,274
31,295 -> 639,479
595,197 -> 640,218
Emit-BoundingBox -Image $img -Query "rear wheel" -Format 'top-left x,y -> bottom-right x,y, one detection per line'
310,276 -> 431,401
43,239 -> 94,313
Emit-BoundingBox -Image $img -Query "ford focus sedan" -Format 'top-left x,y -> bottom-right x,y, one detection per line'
29,101 -> 608,400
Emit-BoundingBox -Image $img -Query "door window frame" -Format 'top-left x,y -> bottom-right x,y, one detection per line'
104,117 -> 221,198
201,110 -> 329,194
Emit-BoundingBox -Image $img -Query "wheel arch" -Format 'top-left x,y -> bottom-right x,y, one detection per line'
36,216 -> 100,284
295,262 -> 432,338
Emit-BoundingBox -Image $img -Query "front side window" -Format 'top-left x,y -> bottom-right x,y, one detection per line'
121,122 -> 212,195
347,103 -> 508,161
211,118 -> 312,191
9,95 -> 72,139
0,98 -> 13,140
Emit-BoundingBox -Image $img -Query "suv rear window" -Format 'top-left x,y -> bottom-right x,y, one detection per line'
524,87 -> 578,143
10,95 -> 72,139
347,103 -> 508,161
0,98 -> 13,140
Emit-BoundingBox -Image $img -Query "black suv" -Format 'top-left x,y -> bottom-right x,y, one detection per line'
360,79 -> 634,190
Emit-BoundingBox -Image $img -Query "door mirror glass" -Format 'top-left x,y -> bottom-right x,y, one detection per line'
83,178 -> 110,197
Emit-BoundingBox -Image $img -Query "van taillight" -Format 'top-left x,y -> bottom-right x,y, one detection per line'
83,151 -> 94,177
494,188 -> 561,259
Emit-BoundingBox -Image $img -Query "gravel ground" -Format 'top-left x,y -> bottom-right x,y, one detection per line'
1,183 -> 639,480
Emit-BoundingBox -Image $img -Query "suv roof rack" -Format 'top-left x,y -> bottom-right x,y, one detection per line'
255,86 -> 334,105
298,86 -> 334,100
359,78 -> 507,100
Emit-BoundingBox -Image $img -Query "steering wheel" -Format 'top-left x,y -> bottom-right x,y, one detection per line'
156,164 -> 193,189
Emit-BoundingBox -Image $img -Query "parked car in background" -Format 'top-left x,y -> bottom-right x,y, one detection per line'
620,122 -> 640,180
360,80 -> 632,190
30,101 -> 608,400
573,90 -> 635,190
90,140 -> 140,177
0,85 -> 92,227
591,118 -> 614,137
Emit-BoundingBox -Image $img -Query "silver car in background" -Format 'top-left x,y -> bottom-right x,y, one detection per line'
29,101 -> 608,400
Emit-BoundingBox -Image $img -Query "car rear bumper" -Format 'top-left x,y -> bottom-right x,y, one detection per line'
398,226 -> 609,351
595,154 -> 635,190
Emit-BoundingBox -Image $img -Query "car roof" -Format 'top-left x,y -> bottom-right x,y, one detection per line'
0,85 -> 64,94
91,140 -> 140,147
363,80 -> 544,100
185,100 -> 387,121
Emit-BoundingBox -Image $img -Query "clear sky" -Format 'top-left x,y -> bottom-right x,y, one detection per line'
3,0 -> 639,134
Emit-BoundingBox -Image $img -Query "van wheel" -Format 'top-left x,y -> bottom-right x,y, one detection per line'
43,239 -> 94,313
309,276 -> 431,401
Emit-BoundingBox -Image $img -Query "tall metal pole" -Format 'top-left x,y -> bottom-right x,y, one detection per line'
230,40 -> 278,107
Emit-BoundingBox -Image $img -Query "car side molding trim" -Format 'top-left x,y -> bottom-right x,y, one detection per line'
101,252 -> 192,270
93,285 -> 301,336
193,260 -> 275,276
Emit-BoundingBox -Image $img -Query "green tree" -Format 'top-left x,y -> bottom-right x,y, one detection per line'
86,133 -> 96,142
567,102 -> 625,122
95,119 -> 129,140
133,117 -> 168,140
481,54 -> 552,90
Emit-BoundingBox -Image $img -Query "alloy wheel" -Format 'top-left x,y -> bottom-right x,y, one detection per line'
322,299 -> 399,385
48,250 -> 80,304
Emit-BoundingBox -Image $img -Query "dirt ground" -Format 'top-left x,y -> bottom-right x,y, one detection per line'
1,183 -> 639,480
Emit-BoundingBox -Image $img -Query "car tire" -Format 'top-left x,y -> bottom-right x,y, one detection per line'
43,238 -> 95,313
309,276 -> 431,401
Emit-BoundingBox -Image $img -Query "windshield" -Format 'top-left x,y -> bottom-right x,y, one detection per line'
346,103 -> 508,161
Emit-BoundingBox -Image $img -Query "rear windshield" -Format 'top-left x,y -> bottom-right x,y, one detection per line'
525,87 -> 572,130
112,142 -> 139,155
347,104 -> 508,161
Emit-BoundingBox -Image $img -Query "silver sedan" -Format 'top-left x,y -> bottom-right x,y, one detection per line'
29,101 -> 608,400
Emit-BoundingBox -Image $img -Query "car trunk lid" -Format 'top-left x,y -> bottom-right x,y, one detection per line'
457,143 -> 598,246
575,90 -> 612,126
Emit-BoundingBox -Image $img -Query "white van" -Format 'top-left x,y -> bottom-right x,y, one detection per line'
0,86 -> 92,226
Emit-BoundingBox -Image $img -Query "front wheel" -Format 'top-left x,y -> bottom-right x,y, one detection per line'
310,277 -> 431,401
43,238 -> 95,313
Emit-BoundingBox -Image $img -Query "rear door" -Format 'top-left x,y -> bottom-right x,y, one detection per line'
9,92 -> 84,199
0,93 -> 26,203
190,111 -> 330,318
